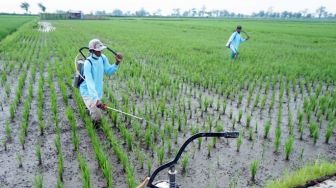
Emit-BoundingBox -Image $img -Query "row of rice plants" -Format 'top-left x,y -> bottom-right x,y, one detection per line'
9,67 -> 28,121
48,61 -> 65,187
72,90 -> 114,188
18,57 -> 38,150
66,106 -> 91,187
101,117 -> 136,188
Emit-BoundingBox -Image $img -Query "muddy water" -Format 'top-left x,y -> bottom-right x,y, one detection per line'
109,74 -> 336,188
1,47 -> 335,188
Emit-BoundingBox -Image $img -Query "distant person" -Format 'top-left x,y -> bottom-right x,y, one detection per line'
80,39 -> 123,124
226,25 -> 250,60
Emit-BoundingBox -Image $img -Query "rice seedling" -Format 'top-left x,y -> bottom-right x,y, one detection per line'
145,129 -> 151,150
222,103 -> 227,115
236,134 -> 243,152
238,109 -> 243,123
19,130 -> 25,150
284,136 -> 294,160
35,144 -> 42,165
264,121 -> 271,139
56,178 -> 63,188
269,92 -> 275,113
34,173 -> 43,188
2,138 -> 7,151
58,153 -> 64,182
167,138 -> 172,155
78,154 -> 91,188
274,126 -> 281,153
37,108 -> 44,136
16,153 -> 23,168
299,148 -> 304,161
232,118 -> 236,129
4,84 -> 10,98
277,109 -> 282,127
126,133 -> 133,151
306,111 -> 312,124
246,114 -> 251,127
288,111 -> 294,135
313,128 -> 319,145
296,116 -> 304,137
173,129 -> 178,144
126,165 -> 136,188
147,159 -> 152,176
253,91 -> 261,108
157,147 -> 165,165
229,173 -> 239,188
250,160 -> 259,182
260,95 -> 267,111
326,109 -> 333,121
309,122 -> 318,137
212,137 -> 217,148
9,104 -> 15,121
248,127 -> 253,141
159,100 -> 166,117
5,120 -> 11,141
203,98 -> 209,112
138,152 -> 145,169
72,132 -> 80,152
247,91 -> 253,107
181,154 -> 189,174
207,143 -> 211,158
178,116 -> 182,132
54,135 -> 61,155
197,137 -> 203,150
325,125 -> 333,144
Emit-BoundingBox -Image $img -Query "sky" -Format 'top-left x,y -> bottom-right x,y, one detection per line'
0,0 -> 335,15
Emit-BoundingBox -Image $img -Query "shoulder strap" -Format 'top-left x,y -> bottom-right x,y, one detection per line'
233,32 -> 238,41
83,58 -> 93,78
86,58 -> 92,65
101,56 -> 105,65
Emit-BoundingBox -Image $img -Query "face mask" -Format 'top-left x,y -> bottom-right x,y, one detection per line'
92,53 -> 98,58
92,52 -> 102,59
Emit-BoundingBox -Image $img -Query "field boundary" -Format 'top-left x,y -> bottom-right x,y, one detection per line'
265,160 -> 336,188
0,16 -> 36,42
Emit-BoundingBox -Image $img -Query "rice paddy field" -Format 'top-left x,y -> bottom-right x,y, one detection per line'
0,16 -> 336,188
0,15 -> 34,40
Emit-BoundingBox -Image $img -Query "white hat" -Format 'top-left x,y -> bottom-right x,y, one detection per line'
88,39 -> 106,51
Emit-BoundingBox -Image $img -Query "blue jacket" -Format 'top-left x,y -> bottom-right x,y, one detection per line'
226,31 -> 246,51
79,54 -> 118,100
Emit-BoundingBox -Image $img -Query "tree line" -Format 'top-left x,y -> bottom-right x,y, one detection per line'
108,6 -> 335,19
18,1 -> 336,19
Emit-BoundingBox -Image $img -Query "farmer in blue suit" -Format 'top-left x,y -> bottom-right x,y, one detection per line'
80,39 -> 123,123
226,25 -> 250,60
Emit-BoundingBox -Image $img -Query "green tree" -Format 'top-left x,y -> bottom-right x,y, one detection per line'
38,3 -> 46,13
20,2 -> 30,14
316,6 -> 326,18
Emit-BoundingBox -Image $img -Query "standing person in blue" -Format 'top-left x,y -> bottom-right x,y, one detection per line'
226,25 -> 250,60
80,39 -> 123,124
